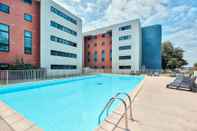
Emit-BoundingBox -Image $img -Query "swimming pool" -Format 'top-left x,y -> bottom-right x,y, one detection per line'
0,74 -> 143,131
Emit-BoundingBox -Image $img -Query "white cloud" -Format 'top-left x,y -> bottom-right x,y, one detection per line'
84,0 -> 170,31
71,0 -> 81,3
78,2 -> 97,13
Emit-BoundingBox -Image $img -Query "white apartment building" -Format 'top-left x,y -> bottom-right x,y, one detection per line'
83,19 -> 142,73
40,0 -> 83,76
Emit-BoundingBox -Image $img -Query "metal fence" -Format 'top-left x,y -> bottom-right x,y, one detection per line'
0,68 -> 97,85
0,69 -> 47,85
0,68 -> 180,85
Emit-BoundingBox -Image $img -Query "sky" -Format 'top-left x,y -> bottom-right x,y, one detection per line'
55,0 -> 197,66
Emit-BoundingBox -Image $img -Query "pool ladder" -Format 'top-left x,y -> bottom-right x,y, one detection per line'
98,92 -> 134,131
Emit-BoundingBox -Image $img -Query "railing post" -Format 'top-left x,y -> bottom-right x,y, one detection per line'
34,70 -> 36,81
6,70 -> 8,85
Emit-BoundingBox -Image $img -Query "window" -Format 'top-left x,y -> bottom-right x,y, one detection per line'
94,51 -> 97,62
87,44 -> 90,48
119,25 -> 131,31
110,49 -> 112,61
0,63 -> 9,70
51,50 -> 77,58
50,35 -> 77,47
87,37 -> 91,40
94,43 -> 97,47
51,65 -> 77,70
23,0 -> 32,4
107,31 -> 112,36
119,55 -> 131,60
0,23 -> 9,52
119,66 -> 131,69
119,45 -> 131,50
102,50 -> 105,62
0,3 -> 9,14
87,52 -> 90,62
102,34 -> 105,37
119,35 -> 131,41
24,13 -> 32,22
102,42 -> 105,46
50,6 -> 77,25
50,21 -> 77,36
92,36 -> 97,39
24,31 -> 32,54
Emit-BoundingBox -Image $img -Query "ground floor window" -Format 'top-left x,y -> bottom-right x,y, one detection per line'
0,63 -> 9,70
0,23 -> 9,52
119,65 -> 131,69
24,30 -> 32,54
94,51 -> 97,63
102,50 -> 105,62
51,65 -> 77,70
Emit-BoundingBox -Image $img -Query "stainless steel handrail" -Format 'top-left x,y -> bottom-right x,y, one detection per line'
106,92 -> 134,121
98,96 -> 129,130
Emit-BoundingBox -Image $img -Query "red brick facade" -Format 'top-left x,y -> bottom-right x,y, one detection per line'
0,0 -> 40,67
84,32 -> 112,70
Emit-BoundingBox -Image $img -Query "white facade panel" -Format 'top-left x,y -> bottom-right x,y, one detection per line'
40,0 -> 82,76
112,19 -> 141,73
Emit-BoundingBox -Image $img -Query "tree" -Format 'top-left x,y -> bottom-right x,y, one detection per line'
162,41 -> 188,69
194,63 -> 197,70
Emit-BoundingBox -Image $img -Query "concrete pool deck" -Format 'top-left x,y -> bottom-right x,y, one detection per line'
0,101 -> 42,131
96,76 -> 197,131
0,76 -> 197,131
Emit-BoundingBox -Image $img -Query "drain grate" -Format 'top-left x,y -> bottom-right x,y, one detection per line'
97,83 -> 103,85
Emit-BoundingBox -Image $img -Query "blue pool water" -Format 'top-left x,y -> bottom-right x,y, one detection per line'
0,74 -> 143,131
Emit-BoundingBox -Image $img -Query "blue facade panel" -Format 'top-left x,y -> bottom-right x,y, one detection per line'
142,25 -> 162,70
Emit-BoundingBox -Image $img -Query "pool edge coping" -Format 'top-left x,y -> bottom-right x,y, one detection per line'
0,101 -> 43,131
94,75 -> 146,131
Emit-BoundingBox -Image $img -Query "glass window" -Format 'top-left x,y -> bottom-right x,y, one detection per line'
119,55 -> 131,60
0,23 -> 9,52
119,45 -> 131,50
24,13 -> 32,22
119,25 -> 131,31
51,65 -> 77,70
23,0 -> 32,4
102,50 -> 105,62
0,3 -> 9,14
50,21 -> 77,36
24,31 -> 32,54
50,6 -> 77,25
51,50 -> 77,58
50,35 -> 77,47
119,35 -> 131,41
0,63 -> 9,70
87,52 -> 90,62
110,49 -> 112,61
119,66 -> 131,69
94,51 -> 97,62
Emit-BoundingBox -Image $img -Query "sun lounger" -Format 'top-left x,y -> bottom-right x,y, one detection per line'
167,76 -> 196,92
